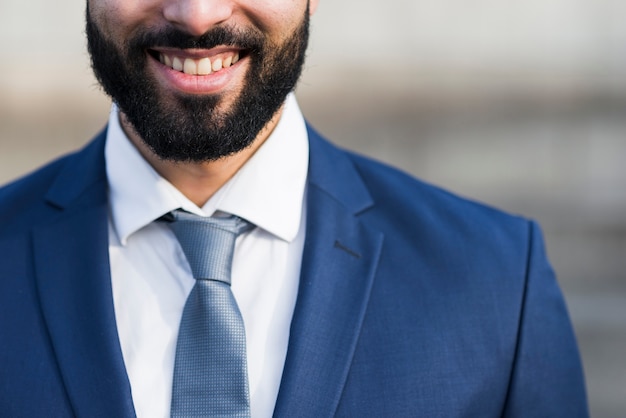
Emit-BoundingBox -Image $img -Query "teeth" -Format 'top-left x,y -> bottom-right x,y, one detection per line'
183,58 -> 197,75
172,57 -> 183,72
197,58 -> 212,75
159,52 -> 239,75
212,58 -> 223,72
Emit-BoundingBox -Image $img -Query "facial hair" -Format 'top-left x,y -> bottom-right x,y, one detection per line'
86,6 -> 309,162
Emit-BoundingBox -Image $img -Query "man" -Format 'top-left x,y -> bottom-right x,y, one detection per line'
0,0 -> 588,416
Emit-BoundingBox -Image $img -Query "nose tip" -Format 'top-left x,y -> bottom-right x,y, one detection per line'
163,0 -> 233,37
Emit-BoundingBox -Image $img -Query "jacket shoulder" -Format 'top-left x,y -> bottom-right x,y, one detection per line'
0,157 -> 70,223
346,149 -> 530,235
0,133 -> 107,235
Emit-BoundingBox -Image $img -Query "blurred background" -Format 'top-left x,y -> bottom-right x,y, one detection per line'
1,0 -> 625,415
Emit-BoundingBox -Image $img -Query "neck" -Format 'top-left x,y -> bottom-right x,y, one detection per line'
120,109 -> 282,207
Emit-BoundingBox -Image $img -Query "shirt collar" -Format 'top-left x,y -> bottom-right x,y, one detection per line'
105,93 -> 309,245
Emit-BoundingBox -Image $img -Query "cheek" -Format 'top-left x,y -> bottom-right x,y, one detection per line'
241,0 -> 308,32
89,0 -> 162,40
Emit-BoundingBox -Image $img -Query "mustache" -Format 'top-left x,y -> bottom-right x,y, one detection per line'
127,25 -> 265,52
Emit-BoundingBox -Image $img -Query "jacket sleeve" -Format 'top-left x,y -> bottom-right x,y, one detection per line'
502,221 -> 589,417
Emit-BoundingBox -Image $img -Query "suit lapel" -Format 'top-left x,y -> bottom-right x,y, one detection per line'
274,127 -> 383,417
33,133 -> 136,418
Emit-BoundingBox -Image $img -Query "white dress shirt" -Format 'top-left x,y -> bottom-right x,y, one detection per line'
105,93 -> 309,418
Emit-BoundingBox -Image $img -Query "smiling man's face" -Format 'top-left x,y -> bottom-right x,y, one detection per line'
87,0 -> 317,162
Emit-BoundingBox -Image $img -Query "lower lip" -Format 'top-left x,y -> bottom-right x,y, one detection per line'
147,54 -> 246,95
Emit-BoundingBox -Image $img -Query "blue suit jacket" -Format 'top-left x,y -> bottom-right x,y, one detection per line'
0,126 -> 587,417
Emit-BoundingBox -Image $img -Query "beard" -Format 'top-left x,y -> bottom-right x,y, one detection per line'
86,6 -> 309,162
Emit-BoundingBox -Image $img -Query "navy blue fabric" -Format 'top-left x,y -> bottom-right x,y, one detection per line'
0,125 -> 588,417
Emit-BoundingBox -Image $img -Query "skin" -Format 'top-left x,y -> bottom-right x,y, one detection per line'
88,0 -> 319,206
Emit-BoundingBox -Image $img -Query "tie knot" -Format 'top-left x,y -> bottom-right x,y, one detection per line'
165,210 -> 253,283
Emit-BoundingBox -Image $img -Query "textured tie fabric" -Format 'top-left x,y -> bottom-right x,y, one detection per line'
165,210 -> 254,418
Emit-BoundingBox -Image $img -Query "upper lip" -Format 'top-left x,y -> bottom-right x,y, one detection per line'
149,46 -> 244,59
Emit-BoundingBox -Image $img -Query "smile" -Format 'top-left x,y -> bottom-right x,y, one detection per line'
155,50 -> 241,76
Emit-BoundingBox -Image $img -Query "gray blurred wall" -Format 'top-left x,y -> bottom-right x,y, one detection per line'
2,0 -> 625,416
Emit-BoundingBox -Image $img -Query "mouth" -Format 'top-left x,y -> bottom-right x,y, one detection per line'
148,48 -> 246,76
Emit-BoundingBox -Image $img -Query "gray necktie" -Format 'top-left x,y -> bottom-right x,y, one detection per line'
165,210 -> 253,418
